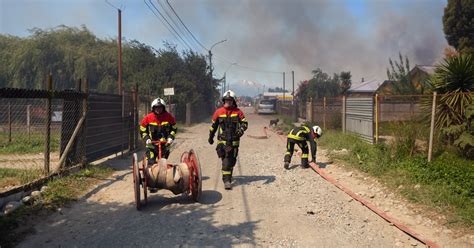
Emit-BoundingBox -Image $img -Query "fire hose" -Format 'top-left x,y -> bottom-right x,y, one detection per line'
267,126 -> 439,248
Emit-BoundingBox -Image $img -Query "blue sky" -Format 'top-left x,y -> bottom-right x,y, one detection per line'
0,0 -> 448,96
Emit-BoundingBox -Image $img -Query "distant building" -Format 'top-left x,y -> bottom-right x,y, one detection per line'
408,65 -> 436,94
348,79 -> 393,96
262,92 -> 293,101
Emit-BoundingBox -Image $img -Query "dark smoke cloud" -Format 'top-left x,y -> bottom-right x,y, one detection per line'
174,0 -> 448,86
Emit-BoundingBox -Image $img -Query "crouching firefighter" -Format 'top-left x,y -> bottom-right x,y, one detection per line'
208,90 -> 248,190
139,97 -> 177,166
284,125 -> 322,169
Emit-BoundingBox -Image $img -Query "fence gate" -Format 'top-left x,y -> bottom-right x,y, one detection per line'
345,97 -> 374,143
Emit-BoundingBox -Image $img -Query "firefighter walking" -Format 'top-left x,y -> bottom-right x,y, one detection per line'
139,97 -> 177,165
208,90 -> 248,190
284,125 -> 322,169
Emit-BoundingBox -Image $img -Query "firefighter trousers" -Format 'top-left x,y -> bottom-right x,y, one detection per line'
284,139 -> 309,167
216,144 -> 239,183
146,145 -> 170,165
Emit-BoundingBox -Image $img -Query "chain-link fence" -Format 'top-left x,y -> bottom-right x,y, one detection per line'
0,84 -> 141,192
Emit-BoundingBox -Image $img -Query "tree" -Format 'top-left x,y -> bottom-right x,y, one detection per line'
443,0 -> 474,56
340,71 -> 351,95
429,54 -> 474,128
386,53 -> 422,94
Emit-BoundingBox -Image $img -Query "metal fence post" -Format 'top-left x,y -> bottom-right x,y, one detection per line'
307,98 -> 313,123
375,94 -> 379,143
27,104 -> 31,141
8,100 -> 12,143
323,97 -> 327,129
121,89 -> 125,157
81,79 -> 88,167
186,103 -> 192,125
428,92 -> 437,162
342,96 -> 346,133
44,74 -> 52,175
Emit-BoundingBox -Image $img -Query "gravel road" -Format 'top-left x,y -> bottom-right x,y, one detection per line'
18,107 -> 471,247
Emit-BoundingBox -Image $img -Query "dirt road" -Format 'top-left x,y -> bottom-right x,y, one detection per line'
18,108 -> 455,247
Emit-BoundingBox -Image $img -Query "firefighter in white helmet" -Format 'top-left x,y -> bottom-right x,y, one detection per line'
139,97 -> 177,166
284,125 -> 322,169
208,90 -> 248,190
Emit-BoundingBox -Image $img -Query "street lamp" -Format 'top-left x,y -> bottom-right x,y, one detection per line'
208,39 -> 227,78
222,62 -> 237,94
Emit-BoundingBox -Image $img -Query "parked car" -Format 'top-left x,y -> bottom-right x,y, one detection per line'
257,99 -> 276,114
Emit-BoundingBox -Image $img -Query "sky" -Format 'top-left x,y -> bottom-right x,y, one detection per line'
0,0 -> 448,96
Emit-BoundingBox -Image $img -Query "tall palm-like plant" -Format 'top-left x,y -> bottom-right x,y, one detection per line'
429,54 -> 474,129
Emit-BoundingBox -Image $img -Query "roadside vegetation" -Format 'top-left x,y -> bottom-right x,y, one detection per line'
319,129 -> 473,227
0,164 -> 114,247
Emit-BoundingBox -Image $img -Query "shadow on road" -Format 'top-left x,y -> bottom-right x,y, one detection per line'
232,175 -> 276,186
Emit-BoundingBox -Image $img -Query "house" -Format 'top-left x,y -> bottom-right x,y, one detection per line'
348,79 -> 393,96
408,65 -> 436,94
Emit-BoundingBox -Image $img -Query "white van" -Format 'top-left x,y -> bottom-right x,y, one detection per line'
257,99 -> 276,114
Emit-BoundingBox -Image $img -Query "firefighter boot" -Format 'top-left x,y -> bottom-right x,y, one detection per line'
223,175 -> 232,190
284,154 -> 291,170
301,158 -> 309,168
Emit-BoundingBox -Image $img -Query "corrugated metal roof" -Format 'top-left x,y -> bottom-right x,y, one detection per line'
349,79 -> 385,93
415,65 -> 436,75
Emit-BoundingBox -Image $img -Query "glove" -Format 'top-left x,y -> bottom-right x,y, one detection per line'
208,136 -> 214,145
166,138 -> 173,145
146,139 -> 152,145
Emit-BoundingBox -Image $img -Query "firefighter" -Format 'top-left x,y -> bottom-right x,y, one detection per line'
208,90 -> 248,190
284,125 -> 322,169
139,97 -> 177,166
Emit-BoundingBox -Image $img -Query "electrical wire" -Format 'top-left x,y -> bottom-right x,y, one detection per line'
144,0 -> 193,50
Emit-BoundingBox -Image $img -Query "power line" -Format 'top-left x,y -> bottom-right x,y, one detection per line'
165,0 -> 209,51
157,0 -> 198,50
162,0 -> 284,75
144,0 -> 193,50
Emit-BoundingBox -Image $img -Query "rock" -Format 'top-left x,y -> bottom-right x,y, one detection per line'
22,196 -> 33,204
395,241 -> 403,247
369,193 -> 376,198
398,185 -> 404,189
414,184 -> 421,190
411,241 -> 418,246
4,201 -> 22,215
348,198 -> 354,203
40,186 -> 49,193
346,172 -> 353,177
31,190 -> 42,198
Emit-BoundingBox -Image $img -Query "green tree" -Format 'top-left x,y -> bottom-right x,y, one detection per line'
429,54 -> 474,128
340,71 -> 352,95
443,0 -> 474,56
386,53 -> 422,94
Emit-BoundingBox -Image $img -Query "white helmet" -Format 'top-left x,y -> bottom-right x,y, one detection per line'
151,97 -> 166,109
222,90 -> 236,101
312,125 -> 322,137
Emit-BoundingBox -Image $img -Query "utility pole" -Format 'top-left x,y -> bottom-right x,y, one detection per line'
292,70 -> 295,105
283,72 -> 286,103
209,50 -> 213,81
118,9 -> 123,95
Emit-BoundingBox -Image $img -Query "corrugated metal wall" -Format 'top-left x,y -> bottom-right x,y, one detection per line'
345,97 -> 374,143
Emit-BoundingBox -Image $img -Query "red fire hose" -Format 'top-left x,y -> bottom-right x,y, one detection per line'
268,126 -> 439,248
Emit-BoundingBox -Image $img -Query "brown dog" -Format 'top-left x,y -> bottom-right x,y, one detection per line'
269,118 -> 279,127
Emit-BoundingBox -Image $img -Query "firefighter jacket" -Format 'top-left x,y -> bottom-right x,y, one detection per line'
287,126 -> 317,160
139,111 -> 177,142
209,106 -> 248,147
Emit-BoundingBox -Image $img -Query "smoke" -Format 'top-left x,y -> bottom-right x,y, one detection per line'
0,0 -> 448,94
175,0 -> 448,86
